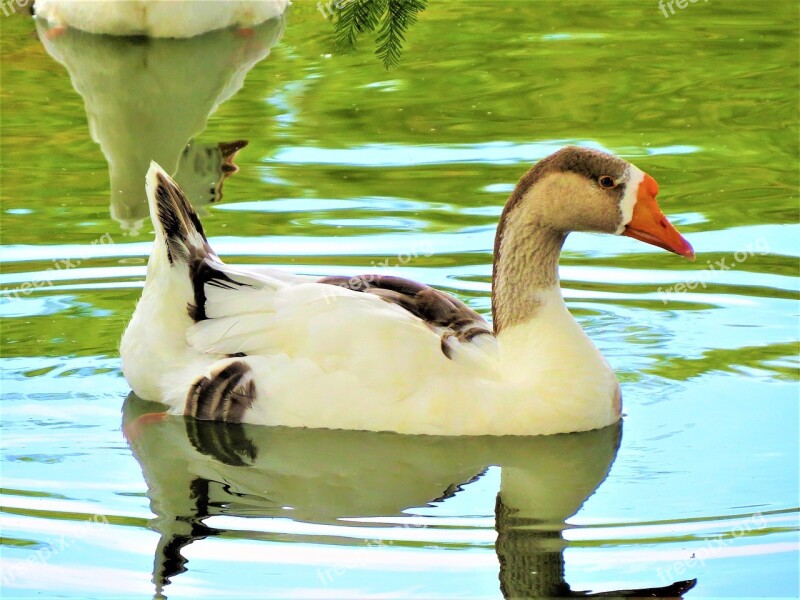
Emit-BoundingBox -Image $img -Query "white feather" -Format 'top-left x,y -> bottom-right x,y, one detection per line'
123,250 -> 618,435
122,156 -> 627,436
615,165 -> 644,234
36,0 -> 290,38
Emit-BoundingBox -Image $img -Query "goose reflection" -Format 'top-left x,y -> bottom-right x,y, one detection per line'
122,394 -> 695,598
35,14 -> 285,232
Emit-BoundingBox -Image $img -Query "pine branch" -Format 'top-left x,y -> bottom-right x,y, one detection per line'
375,0 -> 427,69
334,0 -> 388,54
331,0 -> 428,68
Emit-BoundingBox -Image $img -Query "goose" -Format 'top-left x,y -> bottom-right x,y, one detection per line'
34,0 -> 289,39
120,146 -> 694,436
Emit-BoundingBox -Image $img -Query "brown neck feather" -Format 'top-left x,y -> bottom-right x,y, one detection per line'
489,147 -> 634,332
491,157 -> 574,333
492,214 -> 565,333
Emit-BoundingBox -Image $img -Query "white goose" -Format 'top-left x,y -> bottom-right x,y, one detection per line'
121,146 -> 694,436
35,0 -> 289,38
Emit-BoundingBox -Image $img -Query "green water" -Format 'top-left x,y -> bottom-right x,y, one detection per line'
1,1 -> 798,598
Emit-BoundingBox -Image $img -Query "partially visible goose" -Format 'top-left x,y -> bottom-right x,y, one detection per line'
120,146 -> 694,436
36,14 -> 285,232
35,0 -> 289,38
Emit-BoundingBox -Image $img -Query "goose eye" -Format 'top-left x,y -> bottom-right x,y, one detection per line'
598,175 -> 616,189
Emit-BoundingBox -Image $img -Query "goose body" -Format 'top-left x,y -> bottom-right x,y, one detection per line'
35,0 -> 289,38
121,147 -> 694,436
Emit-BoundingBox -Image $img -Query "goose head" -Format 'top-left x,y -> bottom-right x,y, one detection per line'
493,146 -> 694,331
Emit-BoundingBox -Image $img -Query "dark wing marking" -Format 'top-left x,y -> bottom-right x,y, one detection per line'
151,168 -> 253,323
184,418 -> 257,467
188,258 -> 251,323
153,171 -> 210,265
185,360 -> 256,423
318,274 -> 494,359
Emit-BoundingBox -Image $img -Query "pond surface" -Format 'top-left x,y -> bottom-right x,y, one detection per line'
1,2 -> 798,598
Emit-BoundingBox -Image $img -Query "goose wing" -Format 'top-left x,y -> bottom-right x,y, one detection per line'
317,274 -> 494,358
185,261 -> 498,373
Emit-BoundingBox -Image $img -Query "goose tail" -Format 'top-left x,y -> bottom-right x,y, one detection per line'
143,161 -> 252,325
145,161 -> 212,267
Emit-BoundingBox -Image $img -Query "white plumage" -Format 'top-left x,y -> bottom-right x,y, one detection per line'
35,0 -> 289,38
121,148 -> 694,436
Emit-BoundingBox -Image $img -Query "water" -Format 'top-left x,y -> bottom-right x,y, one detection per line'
1,2 -> 798,598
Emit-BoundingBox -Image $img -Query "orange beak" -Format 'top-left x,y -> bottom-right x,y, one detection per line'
622,174 -> 695,260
